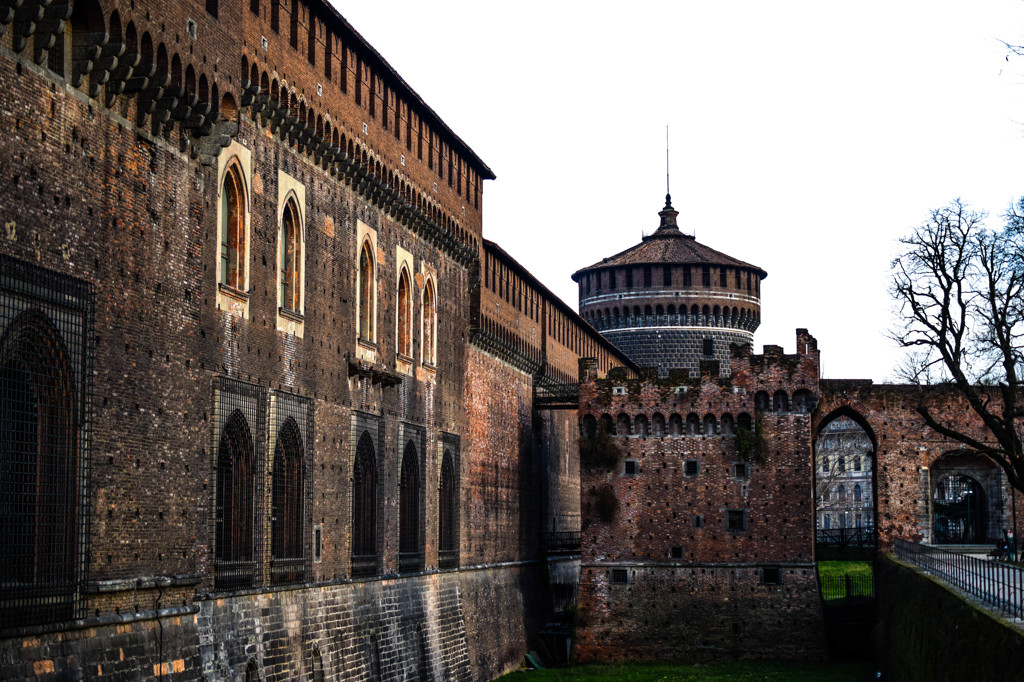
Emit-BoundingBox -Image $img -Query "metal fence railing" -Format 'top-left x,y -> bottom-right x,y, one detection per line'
820,573 -> 874,603
894,538 -> 1024,620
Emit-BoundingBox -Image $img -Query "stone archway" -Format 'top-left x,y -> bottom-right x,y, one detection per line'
930,452 -> 1001,545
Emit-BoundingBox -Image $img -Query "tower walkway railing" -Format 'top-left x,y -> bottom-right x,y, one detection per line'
894,538 -> 1024,620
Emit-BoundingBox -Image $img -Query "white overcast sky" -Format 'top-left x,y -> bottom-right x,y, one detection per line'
333,0 -> 1024,382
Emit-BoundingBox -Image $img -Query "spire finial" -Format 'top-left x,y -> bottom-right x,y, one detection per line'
665,125 -> 672,208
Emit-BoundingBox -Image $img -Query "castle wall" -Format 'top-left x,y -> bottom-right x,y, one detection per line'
574,331 -> 826,662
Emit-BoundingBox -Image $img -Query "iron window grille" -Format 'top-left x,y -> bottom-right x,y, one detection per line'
351,412 -> 383,577
212,378 -> 267,590
684,460 -> 699,477
398,423 -> 426,573
438,433 -> 460,569
611,568 -> 629,585
623,459 -> 638,476
670,546 -> 684,559
0,255 -> 93,630
269,391 -> 312,585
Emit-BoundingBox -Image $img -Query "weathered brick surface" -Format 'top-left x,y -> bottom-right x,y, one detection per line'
575,331 -> 825,661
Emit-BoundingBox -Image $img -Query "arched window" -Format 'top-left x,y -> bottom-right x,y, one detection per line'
279,199 -> 302,313
838,456 -> 846,473
634,414 -> 649,437
600,414 -> 615,436
792,389 -> 816,413
854,456 -> 862,472
399,441 -> 421,572
215,410 -> 256,588
669,413 -> 683,436
720,413 -> 735,436
616,413 -> 631,436
271,418 -> 304,584
854,484 -> 862,502
737,413 -> 753,433
358,240 -> 375,341
422,279 -> 436,365
686,413 -> 700,435
0,312 -> 80,625
397,268 -> 412,357
837,485 -> 847,503
582,415 -> 597,439
772,390 -> 789,413
754,391 -> 770,412
245,660 -> 259,682
352,432 -> 377,576
703,414 -> 717,435
438,450 -> 458,568
220,164 -> 246,291
652,413 -> 665,437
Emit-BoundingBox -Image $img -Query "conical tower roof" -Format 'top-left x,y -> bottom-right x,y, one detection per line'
571,196 -> 766,281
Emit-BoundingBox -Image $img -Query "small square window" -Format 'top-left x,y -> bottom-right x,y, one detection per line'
727,509 -> 748,532
670,546 -> 684,559
611,568 -> 629,585
623,459 -> 639,477
684,460 -> 699,477
732,462 -> 748,479
692,514 -> 705,528
761,567 -> 782,585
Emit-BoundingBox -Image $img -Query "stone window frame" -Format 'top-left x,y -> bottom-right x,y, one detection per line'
215,142 -> 253,319
760,566 -> 783,585
726,508 -> 749,533
622,459 -> 639,477
692,514 -> 705,528
683,460 -> 699,477
610,567 -> 631,585
732,462 -> 749,479
275,171 -> 306,337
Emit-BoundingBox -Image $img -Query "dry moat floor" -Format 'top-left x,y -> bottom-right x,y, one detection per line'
499,660 -> 875,681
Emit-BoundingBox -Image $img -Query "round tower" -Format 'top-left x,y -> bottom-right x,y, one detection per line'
572,195 -> 766,376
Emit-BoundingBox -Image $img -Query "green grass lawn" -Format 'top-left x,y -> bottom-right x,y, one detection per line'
498,660 -> 874,681
818,561 -> 873,581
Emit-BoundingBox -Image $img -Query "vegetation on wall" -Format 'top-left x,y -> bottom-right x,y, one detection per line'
593,484 -> 620,523
579,432 -> 623,470
737,417 -> 767,463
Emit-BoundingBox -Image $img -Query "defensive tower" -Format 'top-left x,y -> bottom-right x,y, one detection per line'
572,195 -> 766,376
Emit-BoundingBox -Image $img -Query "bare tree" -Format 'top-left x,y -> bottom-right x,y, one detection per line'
891,198 -> 1024,491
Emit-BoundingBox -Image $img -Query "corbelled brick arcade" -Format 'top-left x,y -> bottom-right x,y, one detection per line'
0,0 -> 1021,679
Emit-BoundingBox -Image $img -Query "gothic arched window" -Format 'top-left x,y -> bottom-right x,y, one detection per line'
358,241 -> 375,341
279,198 -> 302,313
271,417 -> 304,584
439,450 -> 458,568
0,311 -> 79,625
215,410 -> 256,588
397,268 -> 412,357
220,163 -> 246,290
399,441 -> 421,572
422,279 -> 436,365
352,432 -> 377,576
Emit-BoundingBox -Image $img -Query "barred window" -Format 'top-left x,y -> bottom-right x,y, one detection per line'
271,417 -> 304,584
399,441 -> 422,572
438,449 -> 458,568
352,431 -> 377,576
1,306 -> 86,628
215,410 -> 256,588
220,163 -> 246,291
